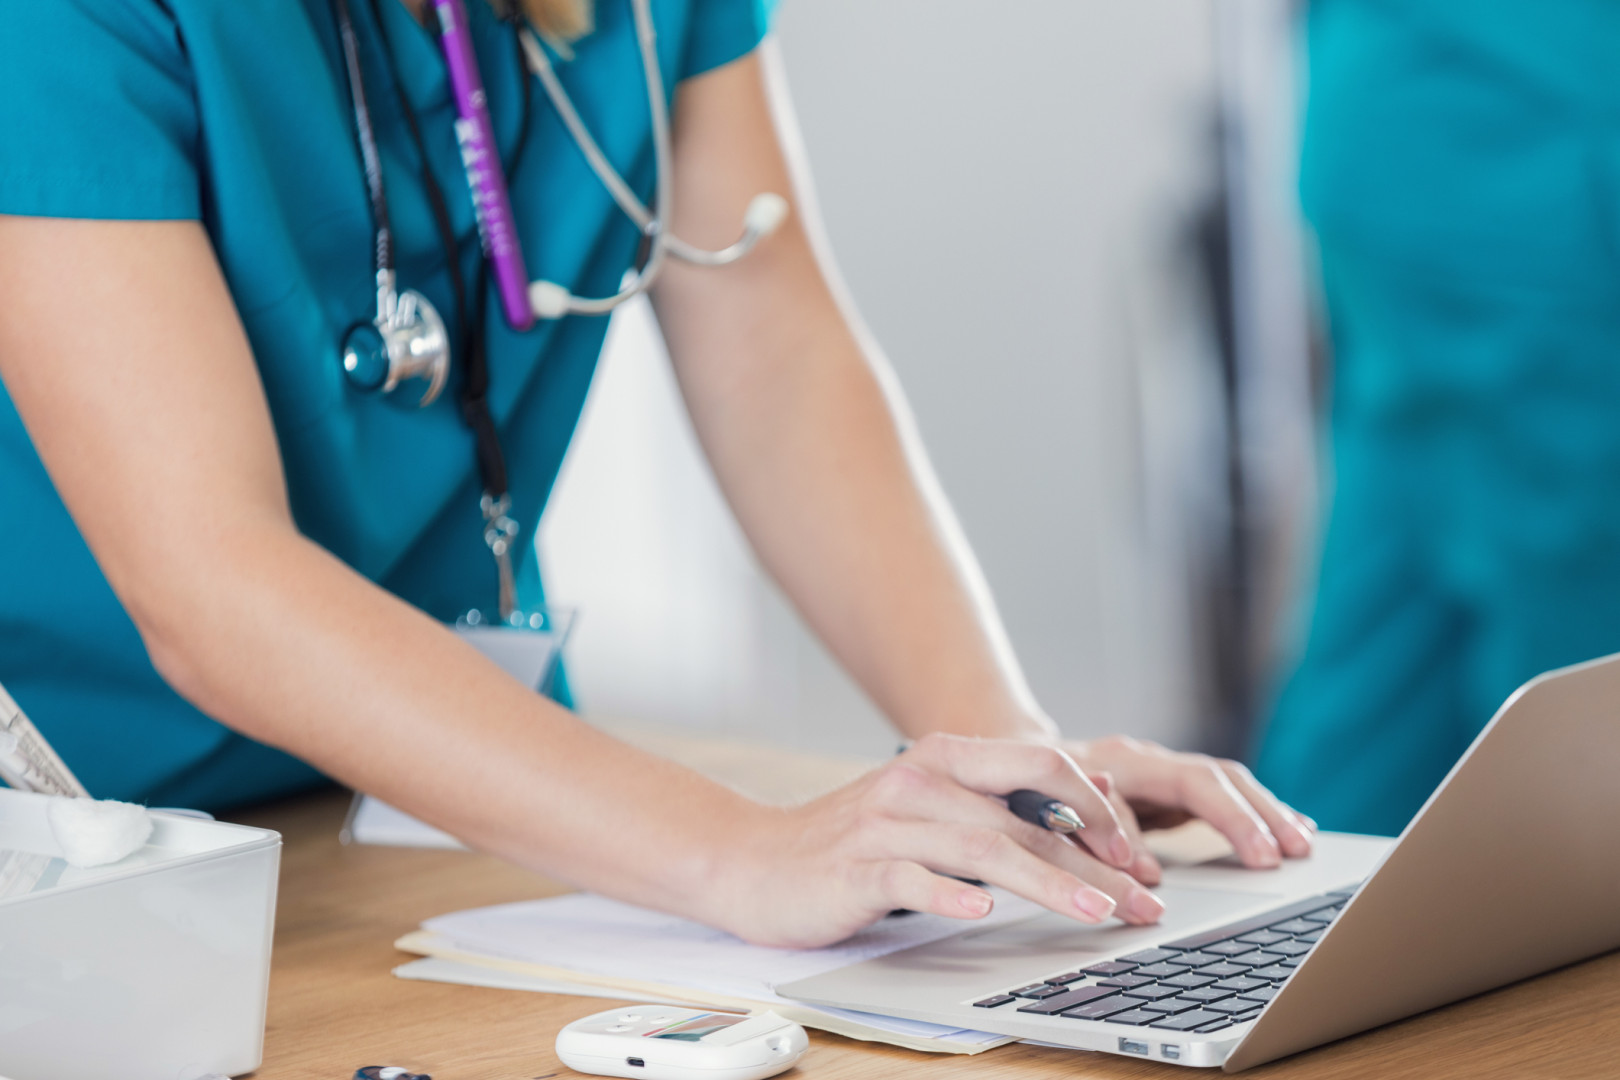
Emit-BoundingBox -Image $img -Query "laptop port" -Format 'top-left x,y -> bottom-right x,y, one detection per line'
626,1058 -> 645,1068
1162,1044 -> 1182,1060
1119,1039 -> 1149,1056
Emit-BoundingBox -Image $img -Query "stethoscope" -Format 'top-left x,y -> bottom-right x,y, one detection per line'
334,0 -> 788,408
329,0 -> 787,619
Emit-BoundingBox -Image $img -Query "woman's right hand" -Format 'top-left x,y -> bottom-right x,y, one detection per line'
706,733 -> 1168,948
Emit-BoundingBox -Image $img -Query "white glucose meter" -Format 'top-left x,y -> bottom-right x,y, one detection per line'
556,1006 -> 809,1080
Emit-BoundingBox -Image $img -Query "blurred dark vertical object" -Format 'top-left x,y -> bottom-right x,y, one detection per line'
1187,110 -> 1254,761
1182,0 -> 1318,761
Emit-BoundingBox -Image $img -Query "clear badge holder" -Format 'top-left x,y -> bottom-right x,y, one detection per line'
341,605 -> 577,848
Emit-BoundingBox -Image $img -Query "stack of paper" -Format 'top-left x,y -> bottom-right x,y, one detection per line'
396,891 -> 1043,1054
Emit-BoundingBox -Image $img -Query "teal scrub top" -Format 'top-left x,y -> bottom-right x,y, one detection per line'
1256,0 -> 1620,834
0,0 -> 771,810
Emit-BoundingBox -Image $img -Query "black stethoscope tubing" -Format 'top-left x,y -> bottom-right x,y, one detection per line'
333,0 -> 538,505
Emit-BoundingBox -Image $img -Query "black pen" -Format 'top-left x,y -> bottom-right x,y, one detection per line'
1005,788 -> 1084,833
894,744 -> 1085,835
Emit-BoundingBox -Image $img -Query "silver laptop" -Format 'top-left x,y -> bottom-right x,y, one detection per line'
780,652 -> 1620,1069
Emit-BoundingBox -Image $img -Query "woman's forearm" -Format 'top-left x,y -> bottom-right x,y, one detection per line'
135,522 -> 756,913
674,298 -> 1051,743
652,51 -> 1052,744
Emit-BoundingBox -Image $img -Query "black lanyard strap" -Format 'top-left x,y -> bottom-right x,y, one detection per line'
332,0 -> 393,277
331,0 -> 538,616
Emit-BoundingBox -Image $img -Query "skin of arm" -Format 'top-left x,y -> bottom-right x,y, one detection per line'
0,214 -> 763,923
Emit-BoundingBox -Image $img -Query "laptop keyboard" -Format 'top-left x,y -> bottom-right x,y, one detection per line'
970,888 -> 1355,1035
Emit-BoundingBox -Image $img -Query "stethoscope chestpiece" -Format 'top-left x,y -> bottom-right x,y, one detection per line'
341,277 -> 450,407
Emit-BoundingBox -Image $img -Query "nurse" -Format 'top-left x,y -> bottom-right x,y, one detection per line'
0,0 -> 1312,947
1257,0 -> 1620,836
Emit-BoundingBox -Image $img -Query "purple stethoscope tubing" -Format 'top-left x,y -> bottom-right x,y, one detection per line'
434,0 -> 535,331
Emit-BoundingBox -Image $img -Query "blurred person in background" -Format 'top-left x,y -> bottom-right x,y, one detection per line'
1256,0 -> 1620,835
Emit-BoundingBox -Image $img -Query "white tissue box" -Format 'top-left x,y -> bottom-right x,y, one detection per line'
0,788 -> 280,1080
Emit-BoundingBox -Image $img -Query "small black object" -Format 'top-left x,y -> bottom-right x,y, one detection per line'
1150,1009 -> 1231,1031
354,1069 -> 432,1080
1015,986 -> 1119,1015
1097,974 -> 1154,989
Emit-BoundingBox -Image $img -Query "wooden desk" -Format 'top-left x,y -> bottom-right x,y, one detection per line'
229,728 -> 1620,1080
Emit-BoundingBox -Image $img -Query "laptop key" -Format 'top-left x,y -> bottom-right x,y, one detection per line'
1099,974 -> 1154,988
973,995 -> 1016,1008
1236,929 -> 1290,946
1160,973 -> 1217,990
1120,948 -> 1182,965
1203,940 -> 1256,956
1134,962 -> 1191,978
1269,918 -> 1320,935
1139,998 -> 1202,1015
1103,1008 -> 1164,1027
1045,972 -> 1086,985
1151,1009 -> 1230,1031
1227,950 -> 1284,967
1195,962 -> 1251,979
1011,983 -> 1065,998
1121,984 -> 1182,1001
1196,1018 -> 1236,1033
1280,957 -> 1301,968
1169,951 -> 1224,967
1061,996 -> 1144,1021
1240,986 -> 1278,1004
1213,976 -> 1268,993
1251,965 -> 1295,981
1297,930 -> 1323,943
1082,961 -> 1138,976
1269,939 -> 1313,957
1204,997 -> 1262,1015
1017,986 -> 1121,1015
1178,986 -> 1235,1003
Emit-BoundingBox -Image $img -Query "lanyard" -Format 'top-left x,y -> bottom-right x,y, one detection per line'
332,0 -> 534,619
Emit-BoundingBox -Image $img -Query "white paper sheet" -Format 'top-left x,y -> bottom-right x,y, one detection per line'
423,891 -> 1039,1045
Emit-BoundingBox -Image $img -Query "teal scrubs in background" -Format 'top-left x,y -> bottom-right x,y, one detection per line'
0,0 -> 770,810
1256,0 -> 1620,835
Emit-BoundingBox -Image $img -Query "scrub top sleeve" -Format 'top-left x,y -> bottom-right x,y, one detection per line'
0,0 -> 200,221
679,0 -> 779,80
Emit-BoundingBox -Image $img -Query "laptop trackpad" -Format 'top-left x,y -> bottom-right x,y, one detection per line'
968,885 -> 1277,957
897,885 -> 1283,973
780,886 -> 1283,1011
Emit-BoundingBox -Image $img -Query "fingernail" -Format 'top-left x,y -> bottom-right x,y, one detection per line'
1123,886 -> 1165,924
1109,833 -> 1135,867
1073,888 -> 1116,922
1249,833 -> 1282,867
1300,814 -> 1319,833
960,890 -> 993,917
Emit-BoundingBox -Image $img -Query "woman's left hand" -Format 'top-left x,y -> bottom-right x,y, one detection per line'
1061,736 -> 1317,886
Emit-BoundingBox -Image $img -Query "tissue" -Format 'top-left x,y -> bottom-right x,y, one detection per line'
46,797 -> 154,868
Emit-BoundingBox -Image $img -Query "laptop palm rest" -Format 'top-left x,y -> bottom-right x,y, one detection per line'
780,885 -> 1280,1017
